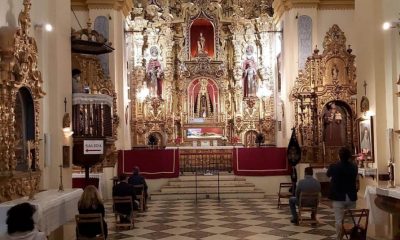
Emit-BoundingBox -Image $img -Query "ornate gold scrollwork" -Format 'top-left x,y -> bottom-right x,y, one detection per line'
291,24 -> 357,166
0,0 -> 45,202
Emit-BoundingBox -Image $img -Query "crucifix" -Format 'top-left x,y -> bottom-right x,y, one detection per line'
363,81 -> 367,96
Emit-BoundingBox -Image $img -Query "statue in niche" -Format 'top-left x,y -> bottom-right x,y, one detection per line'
72,69 -> 83,93
147,46 -> 163,98
197,32 -> 207,55
323,102 -> 345,146
243,63 -> 257,97
331,64 -> 339,81
195,79 -> 213,118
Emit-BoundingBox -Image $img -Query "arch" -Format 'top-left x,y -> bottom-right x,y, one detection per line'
148,132 -> 164,148
14,87 -> 35,171
187,78 -> 219,120
190,18 -> 215,58
94,16 -> 110,77
298,15 -> 312,69
322,100 -> 353,148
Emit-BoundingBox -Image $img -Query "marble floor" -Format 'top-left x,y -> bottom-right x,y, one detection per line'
69,197 -> 377,240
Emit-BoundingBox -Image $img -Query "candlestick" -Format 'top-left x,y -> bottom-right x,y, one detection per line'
322,141 -> 326,156
58,164 -> 64,192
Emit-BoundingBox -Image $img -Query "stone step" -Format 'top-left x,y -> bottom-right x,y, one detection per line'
168,179 -> 247,187
150,190 -> 265,200
160,184 -> 256,193
178,175 -> 243,181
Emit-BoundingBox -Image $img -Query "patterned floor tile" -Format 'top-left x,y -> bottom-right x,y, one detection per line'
66,197 -> 381,240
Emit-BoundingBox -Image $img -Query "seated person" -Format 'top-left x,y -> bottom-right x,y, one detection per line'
77,185 -> 108,239
128,166 -> 148,204
289,167 -> 321,225
3,202 -> 46,240
113,173 -> 138,222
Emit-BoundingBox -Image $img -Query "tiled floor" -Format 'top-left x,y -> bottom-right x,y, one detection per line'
90,198 -> 375,240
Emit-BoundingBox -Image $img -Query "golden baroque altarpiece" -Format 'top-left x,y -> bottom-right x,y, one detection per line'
127,0 -> 278,147
0,0 -> 44,202
291,24 -> 357,166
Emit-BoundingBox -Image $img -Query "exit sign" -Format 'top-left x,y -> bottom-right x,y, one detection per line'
83,140 -> 104,155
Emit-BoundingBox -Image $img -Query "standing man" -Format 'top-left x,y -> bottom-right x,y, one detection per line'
327,147 -> 358,239
289,167 -> 321,225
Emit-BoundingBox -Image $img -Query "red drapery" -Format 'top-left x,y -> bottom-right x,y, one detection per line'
232,147 -> 289,176
118,149 -> 179,179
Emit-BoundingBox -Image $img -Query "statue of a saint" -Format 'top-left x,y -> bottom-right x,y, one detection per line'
243,63 -> 257,97
197,32 -> 206,55
147,46 -> 163,98
332,64 -> 339,81
323,102 -> 344,146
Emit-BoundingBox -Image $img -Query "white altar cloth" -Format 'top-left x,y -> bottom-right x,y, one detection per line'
0,188 -> 83,236
364,185 -> 390,225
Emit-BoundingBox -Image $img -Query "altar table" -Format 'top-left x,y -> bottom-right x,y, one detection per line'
72,173 -> 105,198
0,188 -> 83,236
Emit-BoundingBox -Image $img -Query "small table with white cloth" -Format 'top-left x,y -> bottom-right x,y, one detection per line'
0,188 -> 83,236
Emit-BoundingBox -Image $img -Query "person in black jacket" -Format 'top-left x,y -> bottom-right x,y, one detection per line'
113,173 -> 138,222
128,166 -> 148,204
326,147 -> 358,239
78,185 -> 108,239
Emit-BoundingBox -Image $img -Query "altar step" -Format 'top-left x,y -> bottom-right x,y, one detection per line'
150,175 -> 265,200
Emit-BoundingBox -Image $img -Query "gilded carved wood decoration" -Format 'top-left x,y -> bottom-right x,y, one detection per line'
128,0 -> 277,147
71,54 -> 119,167
0,0 -> 45,202
291,24 -> 357,165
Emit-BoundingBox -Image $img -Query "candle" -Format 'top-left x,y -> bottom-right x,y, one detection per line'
322,141 -> 326,156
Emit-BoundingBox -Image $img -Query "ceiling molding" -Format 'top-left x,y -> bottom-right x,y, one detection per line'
71,0 -> 133,17
273,0 -> 354,22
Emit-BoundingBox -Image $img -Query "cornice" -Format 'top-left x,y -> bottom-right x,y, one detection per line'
71,0 -> 133,17
273,0 -> 354,22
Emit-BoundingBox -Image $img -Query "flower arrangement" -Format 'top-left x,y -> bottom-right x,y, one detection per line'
175,137 -> 182,145
231,136 -> 240,144
356,152 -> 366,167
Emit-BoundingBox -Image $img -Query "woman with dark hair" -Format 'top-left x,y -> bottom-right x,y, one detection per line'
4,202 -> 46,240
77,185 -> 108,239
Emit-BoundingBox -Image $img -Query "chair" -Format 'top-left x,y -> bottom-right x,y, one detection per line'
298,192 -> 320,226
133,184 -> 146,211
277,182 -> 293,208
341,209 -> 369,240
75,213 -> 105,240
113,196 -> 135,230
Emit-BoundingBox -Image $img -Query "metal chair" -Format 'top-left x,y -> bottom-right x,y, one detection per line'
277,182 -> 293,208
113,196 -> 135,230
298,192 -> 320,226
341,209 -> 369,240
75,213 -> 105,240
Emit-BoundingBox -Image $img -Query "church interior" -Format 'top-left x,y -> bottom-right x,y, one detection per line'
1,0 -> 400,239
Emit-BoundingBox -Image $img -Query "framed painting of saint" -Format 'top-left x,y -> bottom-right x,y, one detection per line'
358,116 -> 374,161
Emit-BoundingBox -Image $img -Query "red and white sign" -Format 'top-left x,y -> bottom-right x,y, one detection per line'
83,140 -> 104,155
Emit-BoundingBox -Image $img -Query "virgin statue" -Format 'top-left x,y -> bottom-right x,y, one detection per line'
243,63 -> 257,97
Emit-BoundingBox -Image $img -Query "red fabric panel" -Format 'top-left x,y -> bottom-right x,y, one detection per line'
118,149 -> 179,179
232,147 -> 290,176
72,178 -> 100,190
